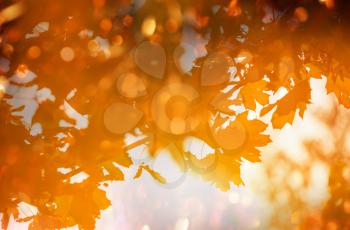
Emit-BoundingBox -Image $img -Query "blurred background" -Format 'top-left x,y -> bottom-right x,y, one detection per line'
2,0 -> 350,229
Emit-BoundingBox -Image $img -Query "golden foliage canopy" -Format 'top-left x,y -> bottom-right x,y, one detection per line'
1,0 -> 350,228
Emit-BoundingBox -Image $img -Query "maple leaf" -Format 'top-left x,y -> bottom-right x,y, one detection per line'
239,79 -> 270,110
191,112 -> 270,190
210,91 -> 241,115
326,72 -> 350,108
198,153 -> 243,191
261,80 -> 311,129
27,184 -> 111,230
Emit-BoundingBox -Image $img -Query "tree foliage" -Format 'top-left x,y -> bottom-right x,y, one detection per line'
0,0 -> 350,228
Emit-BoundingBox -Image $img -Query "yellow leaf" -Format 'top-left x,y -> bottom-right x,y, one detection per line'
92,188 -> 110,210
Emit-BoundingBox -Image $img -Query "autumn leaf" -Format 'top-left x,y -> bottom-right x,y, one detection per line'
53,195 -> 73,217
326,73 -> 350,108
101,161 -> 124,181
192,112 -> 270,190
200,153 -> 243,191
239,79 -> 270,110
69,186 -> 110,229
271,80 -> 311,129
